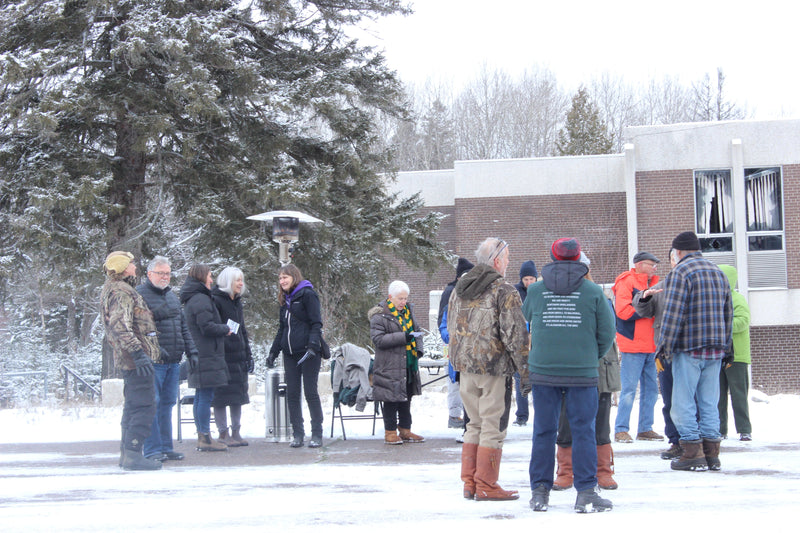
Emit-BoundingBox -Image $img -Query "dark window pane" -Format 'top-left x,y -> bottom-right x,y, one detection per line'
695,170 -> 733,234
748,235 -> 783,251
700,237 -> 733,253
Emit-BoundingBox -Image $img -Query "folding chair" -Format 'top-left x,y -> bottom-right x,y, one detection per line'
329,343 -> 379,440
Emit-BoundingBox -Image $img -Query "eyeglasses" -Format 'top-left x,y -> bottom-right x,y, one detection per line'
150,271 -> 171,278
490,238 -> 508,260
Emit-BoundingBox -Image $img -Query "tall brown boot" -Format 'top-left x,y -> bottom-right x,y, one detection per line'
553,445 -> 573,491
597,443 -> 618,489
461,442 -> 478,499
474,446 -> 519,501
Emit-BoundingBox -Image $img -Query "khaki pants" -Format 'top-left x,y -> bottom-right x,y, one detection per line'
460,372 -> 512,449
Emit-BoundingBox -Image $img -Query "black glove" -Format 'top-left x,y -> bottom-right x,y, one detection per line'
722,351 -> 734,368
655,351 -> 667,373
522,382 -> 532,396
132,350 -> 154,377
267,352 -> 278,368
246,358 -> 255,374
405,330 -> 415,343
189,355 -> 199,373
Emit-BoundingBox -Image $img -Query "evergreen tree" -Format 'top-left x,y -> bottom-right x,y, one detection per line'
555,86 -> 614,156
0,0 -> 447,376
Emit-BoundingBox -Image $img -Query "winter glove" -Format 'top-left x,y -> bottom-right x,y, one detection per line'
267,352 -> 278,369
246,358 -> 255,374
189,355 -> 199,373
722,351 -> 734,369
522,382 -> 532,396
655,351 -> 667,373
297,347 -> 317,365
404,330 -> 415,343
132,350 -> 154,377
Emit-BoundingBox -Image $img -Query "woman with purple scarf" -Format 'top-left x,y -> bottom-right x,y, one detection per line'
268,264 -> 324,448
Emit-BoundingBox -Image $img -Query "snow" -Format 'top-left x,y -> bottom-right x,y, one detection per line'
1,384 -> 799,531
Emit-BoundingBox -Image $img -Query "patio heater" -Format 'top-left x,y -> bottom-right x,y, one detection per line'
246,210 -> 323,265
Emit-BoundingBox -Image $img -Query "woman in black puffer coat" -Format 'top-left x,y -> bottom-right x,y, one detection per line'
211,266 -> 253,447
268,264 -> 324,449
180,264 -> 231,452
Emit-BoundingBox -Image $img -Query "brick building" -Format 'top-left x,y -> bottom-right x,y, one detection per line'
389,118 -> 800,394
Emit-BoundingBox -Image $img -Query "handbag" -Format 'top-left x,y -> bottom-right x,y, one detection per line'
320,337 -> 331,359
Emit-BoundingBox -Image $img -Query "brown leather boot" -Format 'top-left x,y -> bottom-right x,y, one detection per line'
398,427 -> 425,443
670,440 -> 707,471
553,445 -> 573,491
384,430 -> 403,445
474,446 -> 519,501
218,428 -> 241,447
702,439 -> 721,471
461,442 -> 478,499
597,443 -> 618,489
196,433 -> 228,452
231,426 -> 249,447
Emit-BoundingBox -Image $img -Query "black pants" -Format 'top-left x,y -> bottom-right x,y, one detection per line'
121,369 -> 156,451
556,391 -> 612,447
382,400 -> 412,431
284,352 -> 324,439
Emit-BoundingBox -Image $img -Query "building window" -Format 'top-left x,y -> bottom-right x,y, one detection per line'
695,169 -> 733,253
745,167 -> 783,251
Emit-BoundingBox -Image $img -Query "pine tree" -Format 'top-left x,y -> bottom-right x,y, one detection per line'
555,86 -> 614,156
0,0 -> 446,376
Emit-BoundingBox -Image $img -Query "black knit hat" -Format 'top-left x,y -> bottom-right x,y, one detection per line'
671,231 -> 701,251
519,260 -> 538,280
456,257 -> 474,279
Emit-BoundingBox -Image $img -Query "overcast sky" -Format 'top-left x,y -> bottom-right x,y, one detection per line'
359,0 -> 798,119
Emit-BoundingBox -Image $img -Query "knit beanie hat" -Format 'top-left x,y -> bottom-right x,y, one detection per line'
671,231 -> 701,251
104,251 -> 134,275
519,260 -> 538,280
550,238 -> 581,261
456,257 -> 475,279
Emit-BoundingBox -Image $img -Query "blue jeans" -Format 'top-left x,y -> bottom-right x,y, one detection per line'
670,353 -> 722,441
513,372 -> 529,422
530,385 -> 598,492
143,363 -> 180,457
614,352 -> 658,434
193,387 -> 215,435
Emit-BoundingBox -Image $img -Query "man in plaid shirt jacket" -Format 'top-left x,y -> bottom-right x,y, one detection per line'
656,231 -> 732,472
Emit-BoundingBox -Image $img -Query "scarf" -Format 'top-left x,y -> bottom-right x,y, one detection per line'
286,280 -> 313,308
386,299 -> 419,372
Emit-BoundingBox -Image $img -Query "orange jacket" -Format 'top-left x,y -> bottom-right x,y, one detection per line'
613,268 -> 659,353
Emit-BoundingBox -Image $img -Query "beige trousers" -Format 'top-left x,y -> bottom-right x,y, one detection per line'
460,372 -> 512,449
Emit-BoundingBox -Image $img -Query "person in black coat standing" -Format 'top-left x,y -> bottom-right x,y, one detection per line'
137,255 -> 198,462
180,264 -> 231,452
268,264 -> 324,449
211,266 -> 253,447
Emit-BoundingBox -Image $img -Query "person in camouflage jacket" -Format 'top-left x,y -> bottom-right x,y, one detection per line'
100,251 -> 161,471
447,237 -> 529,502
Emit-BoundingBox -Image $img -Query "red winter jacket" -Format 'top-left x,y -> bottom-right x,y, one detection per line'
613,269 -> 659,353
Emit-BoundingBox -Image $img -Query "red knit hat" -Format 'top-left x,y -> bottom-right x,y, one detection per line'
551,238 -> 581,261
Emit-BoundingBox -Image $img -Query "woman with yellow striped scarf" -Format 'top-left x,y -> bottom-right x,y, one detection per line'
368,280 -> 425,444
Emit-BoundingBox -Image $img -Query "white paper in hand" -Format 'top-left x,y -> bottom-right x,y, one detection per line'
227,319 -> 240,334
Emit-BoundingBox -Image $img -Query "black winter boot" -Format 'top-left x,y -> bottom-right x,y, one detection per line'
530,485 -> 550,512
121,436 -> 162,471
574,487 -> 613,513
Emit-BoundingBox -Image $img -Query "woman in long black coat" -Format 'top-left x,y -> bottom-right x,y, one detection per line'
180,264 -> 231,452
211,266 -> 253,447
268,264 -> 324,449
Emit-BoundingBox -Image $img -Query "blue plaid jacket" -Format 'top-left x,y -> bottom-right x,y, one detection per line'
656,252 -> 732,360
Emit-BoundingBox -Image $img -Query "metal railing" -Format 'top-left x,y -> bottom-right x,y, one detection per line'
60,364 -> 101,402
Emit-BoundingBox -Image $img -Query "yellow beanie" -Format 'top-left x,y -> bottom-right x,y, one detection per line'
104,251 -> 134,275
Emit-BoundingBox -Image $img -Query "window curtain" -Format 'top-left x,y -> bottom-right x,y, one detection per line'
695,170 -> 733,234
746,168 -> 782,231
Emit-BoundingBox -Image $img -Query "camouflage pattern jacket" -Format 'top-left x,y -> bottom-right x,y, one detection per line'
447,264 -> 530,379
101,277 -> 160,371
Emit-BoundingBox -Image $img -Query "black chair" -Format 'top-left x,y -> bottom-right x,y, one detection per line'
175,361 -> 213,442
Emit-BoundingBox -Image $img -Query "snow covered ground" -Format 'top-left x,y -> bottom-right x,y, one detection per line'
1,383 -> 799,532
